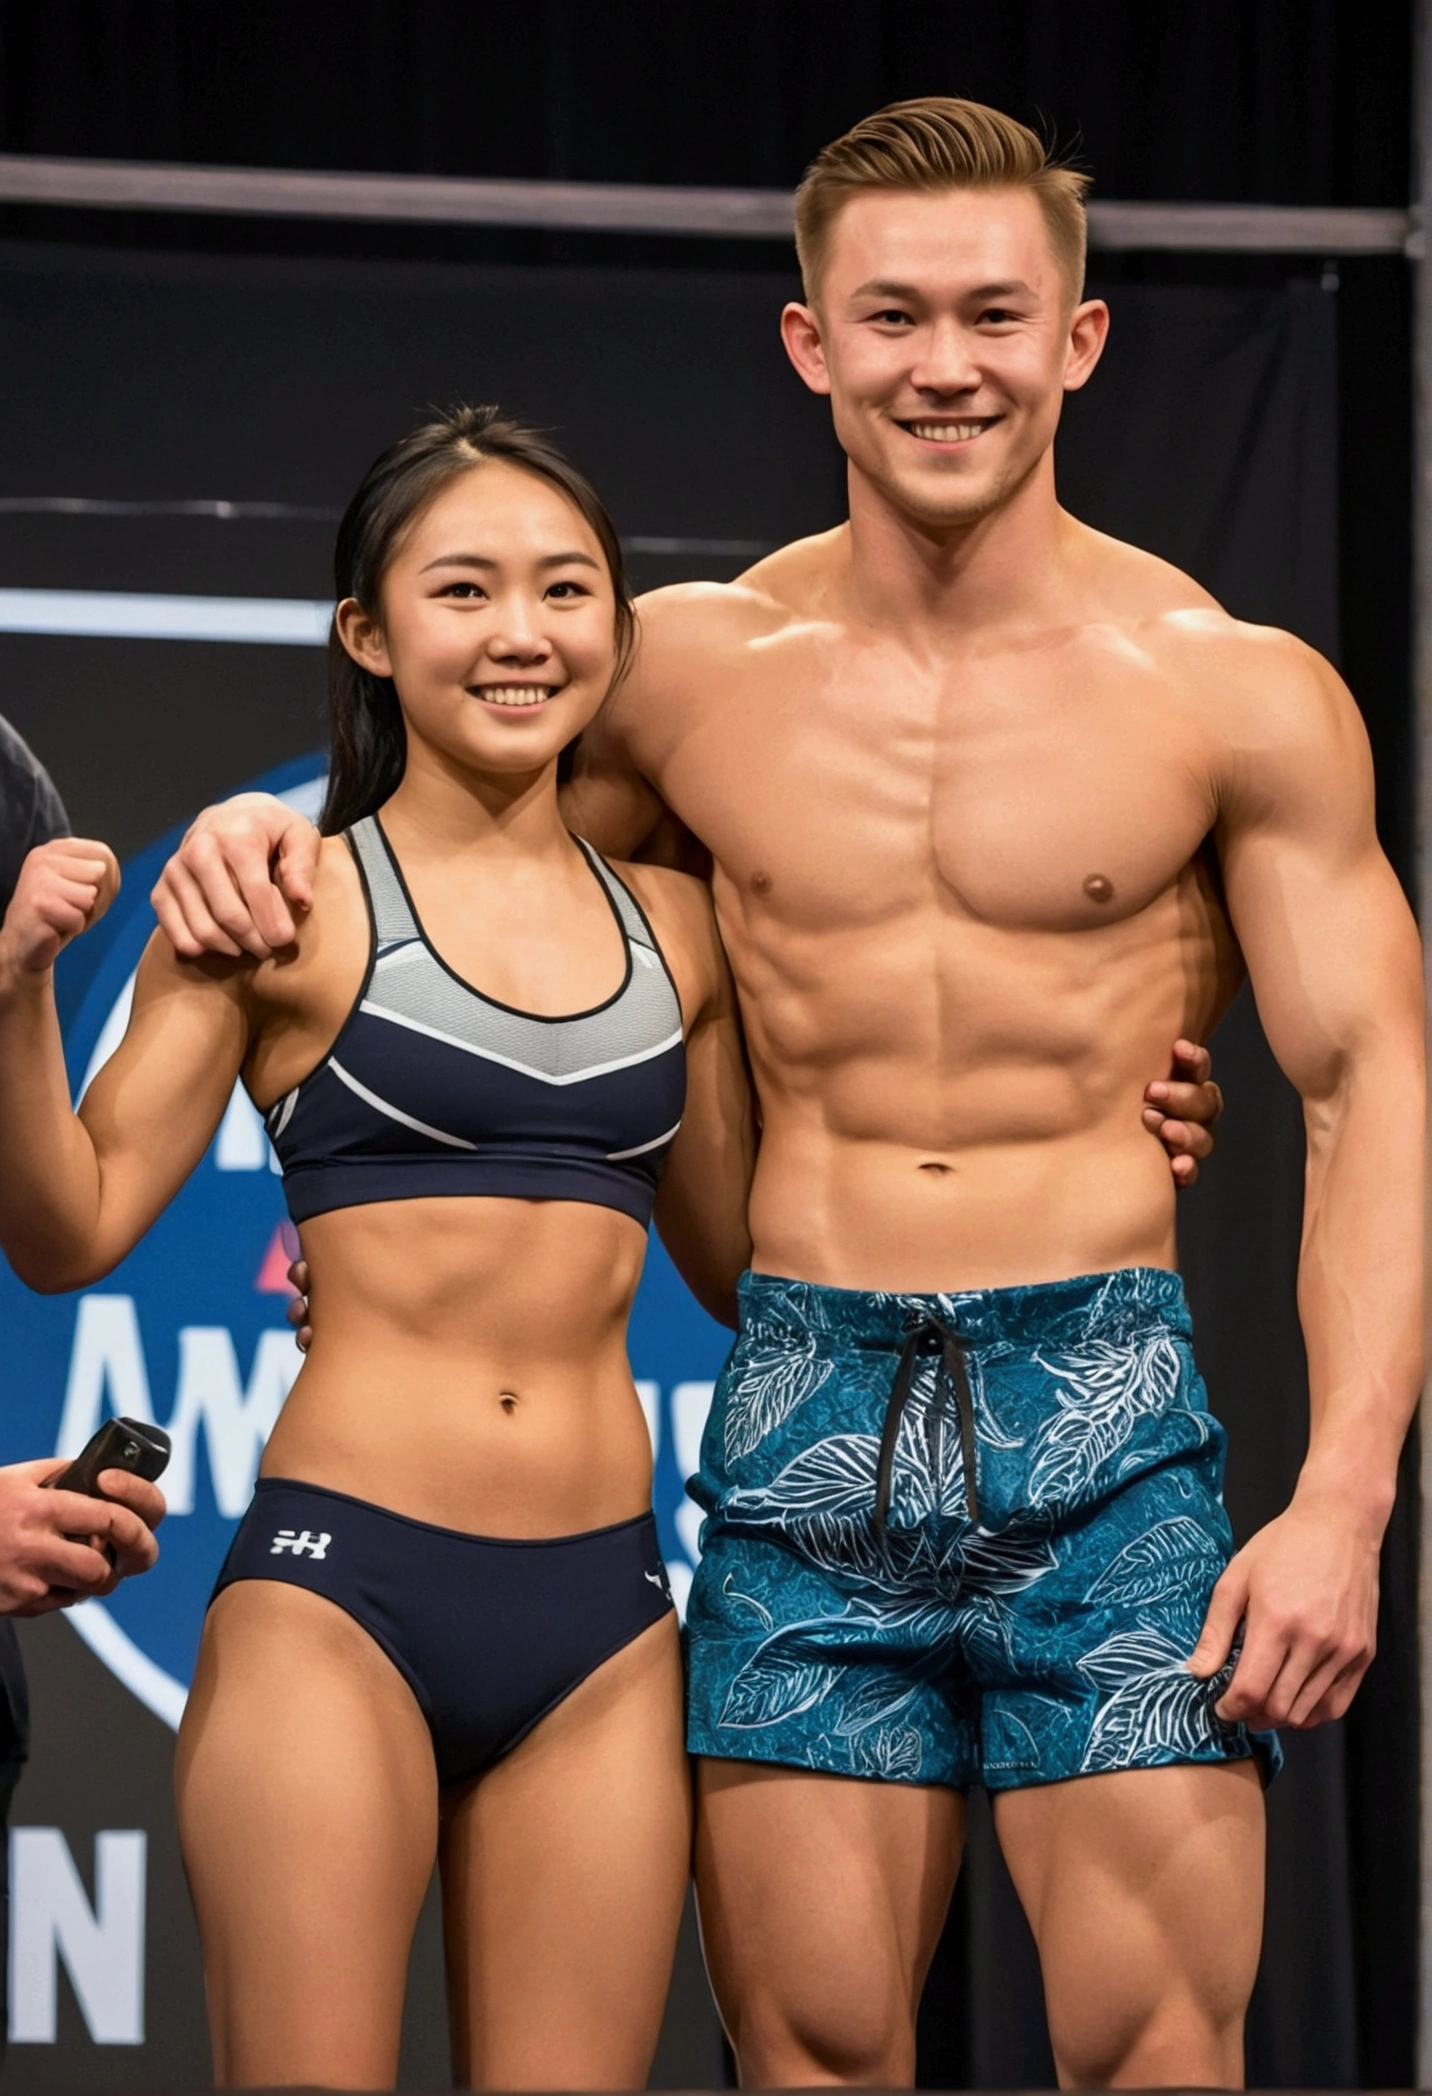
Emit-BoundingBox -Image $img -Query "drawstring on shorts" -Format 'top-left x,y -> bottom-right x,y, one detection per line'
874,1319 -> 979,1536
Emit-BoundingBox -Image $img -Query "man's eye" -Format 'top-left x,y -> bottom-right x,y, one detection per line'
870,309 -> 913,326
979,308 -> 1020,325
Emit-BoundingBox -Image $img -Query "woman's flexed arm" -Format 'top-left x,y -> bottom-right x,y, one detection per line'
0,838 -> 252,1291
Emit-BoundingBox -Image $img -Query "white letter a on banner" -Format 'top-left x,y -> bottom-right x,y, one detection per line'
55,1296 -> 155,1456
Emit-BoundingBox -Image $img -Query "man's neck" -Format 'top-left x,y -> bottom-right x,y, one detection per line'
842,451 -> 1080,646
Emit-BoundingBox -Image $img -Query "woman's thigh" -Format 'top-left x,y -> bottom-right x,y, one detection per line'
440,1611 -> 690,2092
176,1580 -> 439,2090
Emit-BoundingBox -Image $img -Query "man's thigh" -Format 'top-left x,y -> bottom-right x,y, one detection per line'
995,1760 -> 1265,2089
694,1756 -> 963,2086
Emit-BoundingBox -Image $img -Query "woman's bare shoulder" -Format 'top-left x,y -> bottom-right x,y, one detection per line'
609,859 -> 726,1020
612,857 -> 715,935
246,830 -> 367,1012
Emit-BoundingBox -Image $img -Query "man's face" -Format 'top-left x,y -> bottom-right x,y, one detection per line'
782,186 -> 1107,529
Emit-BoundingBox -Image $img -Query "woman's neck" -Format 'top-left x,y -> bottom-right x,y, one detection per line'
381,745 -> 575,863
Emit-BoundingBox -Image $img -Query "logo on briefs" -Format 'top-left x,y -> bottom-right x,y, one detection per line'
0,754 -> 729,1734
270,1529 -> 331,1560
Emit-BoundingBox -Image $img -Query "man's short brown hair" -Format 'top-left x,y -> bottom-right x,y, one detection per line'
794,97 -> 1091,304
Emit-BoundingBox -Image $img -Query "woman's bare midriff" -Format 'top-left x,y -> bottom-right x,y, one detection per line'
261,1195 -> 655,1537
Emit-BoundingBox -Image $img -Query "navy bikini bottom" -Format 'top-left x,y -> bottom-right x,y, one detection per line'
211,1478 -> 675,1788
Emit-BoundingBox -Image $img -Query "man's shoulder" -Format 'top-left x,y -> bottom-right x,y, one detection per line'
1147,605 -> 1337,714
1076,527 -> 1335,710
1075,523 -> 1221,621
1130,605 -> 1363,814
634,528 -> 844,652
632,577 -> 769,652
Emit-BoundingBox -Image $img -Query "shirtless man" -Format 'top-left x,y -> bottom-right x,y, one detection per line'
152,99 -> 1423,2092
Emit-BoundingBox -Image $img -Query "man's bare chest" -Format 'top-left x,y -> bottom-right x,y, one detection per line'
642,647 -> 1220,937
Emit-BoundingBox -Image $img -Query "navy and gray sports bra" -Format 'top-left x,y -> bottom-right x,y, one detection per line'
263,816 -> 686,1229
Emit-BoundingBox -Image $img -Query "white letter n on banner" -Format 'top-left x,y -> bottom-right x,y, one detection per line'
9,1828 -> 146,2043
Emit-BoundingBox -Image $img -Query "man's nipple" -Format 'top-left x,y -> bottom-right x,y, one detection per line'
1082,873 -> 1115,905
750,870 -> 773,897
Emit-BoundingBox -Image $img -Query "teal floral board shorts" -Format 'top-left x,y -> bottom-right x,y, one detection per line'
685,1267 -> 1281,1792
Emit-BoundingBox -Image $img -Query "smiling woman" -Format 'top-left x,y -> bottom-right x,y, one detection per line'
0,405 -> 755,2088
320,406 -> 636,836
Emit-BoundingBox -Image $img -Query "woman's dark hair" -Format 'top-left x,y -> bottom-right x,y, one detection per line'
320,404 -> 634,834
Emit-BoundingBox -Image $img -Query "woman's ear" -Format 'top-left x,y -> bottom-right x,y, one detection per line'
334,597 -> 392,677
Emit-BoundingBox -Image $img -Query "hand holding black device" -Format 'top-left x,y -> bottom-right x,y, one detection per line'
42,1418 -> 170,1568
45,1417 -> 171,1497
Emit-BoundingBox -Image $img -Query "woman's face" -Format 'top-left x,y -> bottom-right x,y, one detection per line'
339,459 -> 619,779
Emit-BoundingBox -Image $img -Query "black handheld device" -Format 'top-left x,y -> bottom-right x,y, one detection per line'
45,1417 -> 171,1497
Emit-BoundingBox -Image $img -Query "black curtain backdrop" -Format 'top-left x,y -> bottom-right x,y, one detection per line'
0,3 -> 1416,2088
0,1 -> 1411,212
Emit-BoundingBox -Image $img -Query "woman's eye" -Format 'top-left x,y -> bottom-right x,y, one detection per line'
546,580 -> 590,600
442,582 -> 486,599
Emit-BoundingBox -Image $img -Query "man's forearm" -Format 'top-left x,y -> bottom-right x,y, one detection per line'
1293,1052 -> 1426,1532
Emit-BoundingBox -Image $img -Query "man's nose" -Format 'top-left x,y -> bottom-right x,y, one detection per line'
909,321 -> 982,396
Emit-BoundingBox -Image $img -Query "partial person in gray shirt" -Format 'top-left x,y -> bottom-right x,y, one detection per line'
0,714 -> 166,2054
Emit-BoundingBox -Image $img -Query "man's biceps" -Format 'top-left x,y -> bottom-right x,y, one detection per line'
1259,911 -> 1417,1051
1220,818 -> 1353,914
1231,849 -> 1411,988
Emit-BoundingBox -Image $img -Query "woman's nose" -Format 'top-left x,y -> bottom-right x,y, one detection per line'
485,597 -> 554,659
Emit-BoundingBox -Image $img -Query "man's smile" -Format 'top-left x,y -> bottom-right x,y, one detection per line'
898,417 -> 1001,446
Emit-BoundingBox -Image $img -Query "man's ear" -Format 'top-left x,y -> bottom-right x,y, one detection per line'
1063,298 -> 1111,394
780,301 -> 833,396
334,597 -> 392,678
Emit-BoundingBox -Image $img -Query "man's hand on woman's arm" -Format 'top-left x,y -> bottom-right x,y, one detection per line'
151,793 -> 319,960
